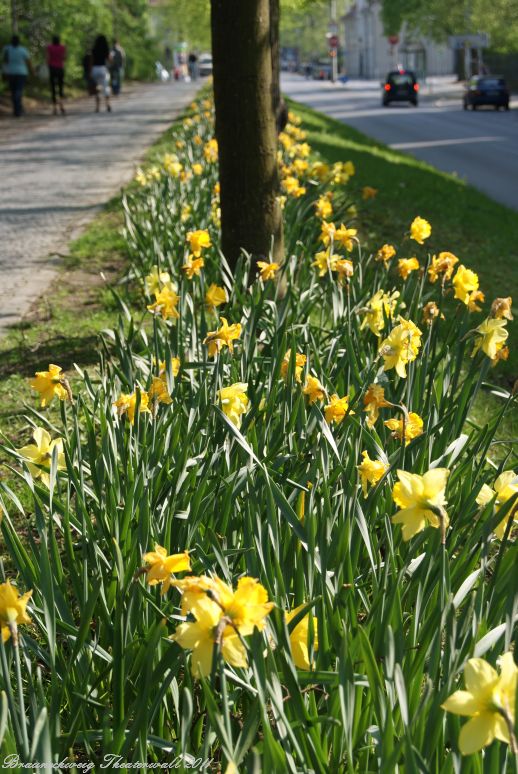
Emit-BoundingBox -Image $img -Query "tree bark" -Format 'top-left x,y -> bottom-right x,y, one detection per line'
270,0 -> 287,132
211,0 -> 284,271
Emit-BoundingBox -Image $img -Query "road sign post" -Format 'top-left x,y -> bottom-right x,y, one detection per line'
327,31 -> 339,83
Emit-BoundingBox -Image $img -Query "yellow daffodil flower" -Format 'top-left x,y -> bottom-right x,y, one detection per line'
334,258 -> 354,284
375,244 -> 396,267
30,364 -> 71,407
113,390 -> 150,424
217,382 -> 249,428
156,357 -> 180,378
472,317 -> 509,361
363,383 -> 392,427
186,229 -> 211,257
428,252 -> 459,283
203,138 -> 218,162
384,412 -> 424,445
315,195 -> 333,220
147,287 -> 180,320
144,266 -> 175,296
453,265 -> 479,305
143,545 -> 191,594
334,223 -> 357,252
320,221 -> 336,246
286,605 -> 318,670
357,450 -> 388,496
410,216 -> 431,244
379,318 -> 423,378
324,393 -> 354,425
257,261 -> 280,281
441,652 -> 517,755
476,470 -> 517,538
282,175 -> 306,197
281,350 -> 307,383
171,594 -> 247,678
360,289 -> 400,337
205,283 -> 228,310
398,257 -> 420,279
0,581 -> 32,643
392,468 -> 449,541
312,249 -> 337,276
303,375 -> 326,404
204,317 -> 241,358
163,153 -> 182,177
18,427 -> 65,487
182,255 -> 204,279
148,376 -> 172,405
192,163 -> 203,175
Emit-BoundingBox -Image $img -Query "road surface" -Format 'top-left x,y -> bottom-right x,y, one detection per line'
0,80 -> 197,334
282,73 -> 518,211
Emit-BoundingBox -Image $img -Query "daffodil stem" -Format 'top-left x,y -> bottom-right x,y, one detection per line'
0,634 -> 24,757
11,623 -> 30,759
499,705 -> 518,754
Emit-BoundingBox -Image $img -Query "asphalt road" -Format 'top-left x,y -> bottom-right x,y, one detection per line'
0,80 -> 197,334
282,73 -> 518,211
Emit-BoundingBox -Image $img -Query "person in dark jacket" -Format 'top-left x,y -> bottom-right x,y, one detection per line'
90,34 -> 112,112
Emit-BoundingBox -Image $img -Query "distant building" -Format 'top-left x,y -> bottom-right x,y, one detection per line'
343,0 -> 454,79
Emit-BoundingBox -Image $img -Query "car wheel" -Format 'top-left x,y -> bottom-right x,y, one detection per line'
473,104 -> 478,110
505,103 -> 510,111
463,101 -> 468,110
494,104 -> 500,111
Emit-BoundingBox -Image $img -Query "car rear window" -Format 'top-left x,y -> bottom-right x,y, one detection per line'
388,74 -> 414,86
479,78 -> 505,88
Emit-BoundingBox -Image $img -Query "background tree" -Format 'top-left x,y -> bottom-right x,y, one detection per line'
211,0 -> 283,270
380,0 -> 518,52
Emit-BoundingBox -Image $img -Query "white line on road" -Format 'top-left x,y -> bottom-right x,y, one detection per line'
390,135 -> 507,150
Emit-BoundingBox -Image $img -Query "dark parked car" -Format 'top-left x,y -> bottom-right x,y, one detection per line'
463,76 -> 510,110
312,59 -> 332,80
382,69 -> 419,106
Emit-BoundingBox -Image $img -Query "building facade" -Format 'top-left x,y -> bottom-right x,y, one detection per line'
343,0 -> 454,79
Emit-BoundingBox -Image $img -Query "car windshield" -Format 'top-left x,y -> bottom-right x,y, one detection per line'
479,78 -> 505,88
388,73 -> 414,86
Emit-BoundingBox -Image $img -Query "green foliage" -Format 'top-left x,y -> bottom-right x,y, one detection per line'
380,0 -> 518,53
150,0 -> 211,53
0,97 -> 516,770
0,0 -> 159,82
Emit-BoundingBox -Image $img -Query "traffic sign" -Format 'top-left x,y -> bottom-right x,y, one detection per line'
448,33 -> 490,49
388,35 -> 399,45
328,34 -> 339,48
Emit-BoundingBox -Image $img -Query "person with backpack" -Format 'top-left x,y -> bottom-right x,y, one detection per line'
109,40 -> 125,96
2,34 -> 33,117
46,34 -> 66,115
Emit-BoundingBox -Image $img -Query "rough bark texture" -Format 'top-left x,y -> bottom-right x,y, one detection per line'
270,0 -> 287,133
211,0 -> 284,270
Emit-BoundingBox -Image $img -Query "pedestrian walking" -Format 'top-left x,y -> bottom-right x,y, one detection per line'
2,34 -> 33,117
47,34 -> 66,115
90,34 -> 112,113
188,52 -> 198,81
109,39 -> 125,96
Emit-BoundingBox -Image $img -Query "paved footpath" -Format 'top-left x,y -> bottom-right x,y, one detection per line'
0,80 -> 198,334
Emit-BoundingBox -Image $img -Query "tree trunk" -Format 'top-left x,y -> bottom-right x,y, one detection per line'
211,0 -> 284,271
270,0 -> 287,132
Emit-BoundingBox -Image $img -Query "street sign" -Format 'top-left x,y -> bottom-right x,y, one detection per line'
388,35 -> 399,45
328,34 -> 339,48
448,33 -> 490,49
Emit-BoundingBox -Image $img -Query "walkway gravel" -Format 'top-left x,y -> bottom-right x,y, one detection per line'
0,80 -> 198,334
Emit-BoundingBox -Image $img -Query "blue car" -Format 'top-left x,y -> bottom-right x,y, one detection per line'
463,76 -> 510,111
